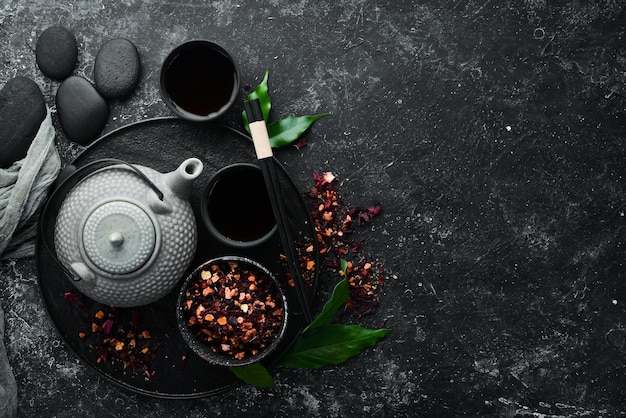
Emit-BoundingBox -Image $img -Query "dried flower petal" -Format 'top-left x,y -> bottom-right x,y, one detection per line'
293,137 -> 307,150
64,292 -> 84,308
102,319 -> 114,335
349,205 -> 382,225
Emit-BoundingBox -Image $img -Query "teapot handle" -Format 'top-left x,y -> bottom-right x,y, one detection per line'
50,159 -> 165,200
86,159 -> 165,200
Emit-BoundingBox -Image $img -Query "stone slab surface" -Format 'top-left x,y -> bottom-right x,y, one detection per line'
0,1 -> 625,417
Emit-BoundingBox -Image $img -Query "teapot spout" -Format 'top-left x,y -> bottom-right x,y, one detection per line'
162,158 -> 203,200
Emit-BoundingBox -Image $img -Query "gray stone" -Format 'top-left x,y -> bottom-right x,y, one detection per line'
56,76 -> 109,145
0,76 -> 47,168
94,38 -> 141,99
35,26 -> 78,80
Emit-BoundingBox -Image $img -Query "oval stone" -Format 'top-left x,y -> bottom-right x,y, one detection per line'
35,26 -> 78,80
0,76 -> 47,168
94,38 -> 141,99
56,76 -> 109,145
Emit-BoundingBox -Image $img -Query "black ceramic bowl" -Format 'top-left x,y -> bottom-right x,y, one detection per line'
176,256 -> 289,367
159,40 -> 240,122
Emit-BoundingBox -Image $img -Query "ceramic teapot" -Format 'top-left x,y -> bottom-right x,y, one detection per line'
53,158 -> 203,307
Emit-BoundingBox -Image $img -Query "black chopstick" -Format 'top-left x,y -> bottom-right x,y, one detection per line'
244,99 -> 313,324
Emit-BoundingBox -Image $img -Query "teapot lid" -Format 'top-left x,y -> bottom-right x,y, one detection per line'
82,200 -> 156,275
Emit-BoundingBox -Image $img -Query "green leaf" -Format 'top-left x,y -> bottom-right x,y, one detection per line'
242,68 -> 271,133
279,324 -> 390,369
303,278 -> 349,333
267,113 -> 330,148
241,68 -> 330,147
230,362 -> 276,388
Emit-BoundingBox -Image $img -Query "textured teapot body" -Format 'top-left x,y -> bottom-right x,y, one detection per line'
54,158 -> 203,307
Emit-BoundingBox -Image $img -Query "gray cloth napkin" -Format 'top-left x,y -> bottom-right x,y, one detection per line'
0,108 -> 60,259
0,108 -> 59,416
0,306 -> 17,418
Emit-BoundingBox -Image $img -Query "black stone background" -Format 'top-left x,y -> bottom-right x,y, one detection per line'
1,1 -> 625,416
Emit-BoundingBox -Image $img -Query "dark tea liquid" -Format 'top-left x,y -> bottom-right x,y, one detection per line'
207,166 -> 276,242
164,46 -> 236,116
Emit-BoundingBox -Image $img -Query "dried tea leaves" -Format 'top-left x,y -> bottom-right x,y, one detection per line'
182,260 -> 285,361
306,171 -> 386,318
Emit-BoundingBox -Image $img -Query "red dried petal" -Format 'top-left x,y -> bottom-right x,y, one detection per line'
349,205 -> 381,225
102,319 -> 114,335
368,205 -> 382,217
63,292 -> 84,308
293,137 -> 307,150
352,237 -> 366,253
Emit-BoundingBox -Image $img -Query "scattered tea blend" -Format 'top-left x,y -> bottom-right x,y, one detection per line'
65,292 -> 159,380
306,171 -> 386,318
181,260 -> 285,361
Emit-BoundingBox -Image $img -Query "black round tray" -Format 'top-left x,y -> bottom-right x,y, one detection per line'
36,118 -> 318,399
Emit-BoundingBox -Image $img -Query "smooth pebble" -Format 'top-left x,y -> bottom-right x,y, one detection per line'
94,38 -> 141,99
56,76 -> 109,145
35,26 -> 78,80
0,76 -> 47,167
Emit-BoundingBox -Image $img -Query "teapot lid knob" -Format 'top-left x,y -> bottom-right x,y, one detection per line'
82,200 -> 157,275
109,232 -> 125,247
